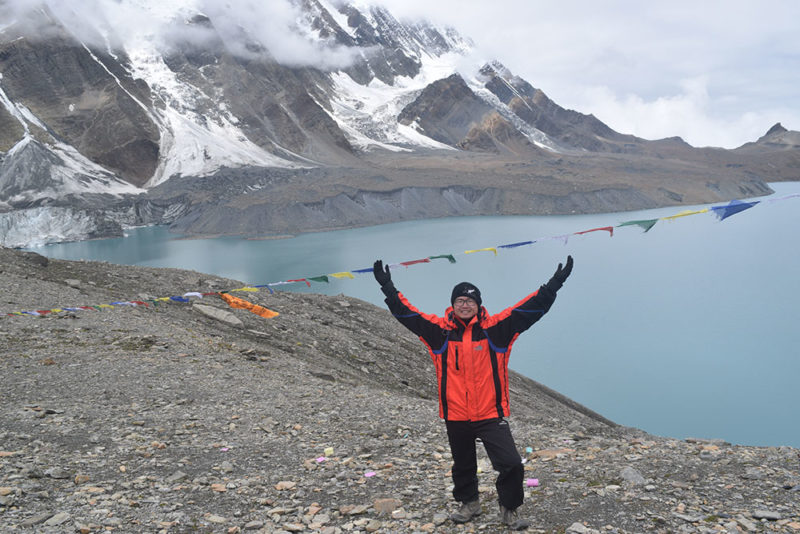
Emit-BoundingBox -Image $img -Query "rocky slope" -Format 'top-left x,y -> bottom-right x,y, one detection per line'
1,247 -> 799,533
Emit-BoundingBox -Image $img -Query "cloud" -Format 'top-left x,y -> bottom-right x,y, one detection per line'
1,0 -> 363,71
197,0 -> 362,69
572,78 -> 752,148
373,0 -> 800,148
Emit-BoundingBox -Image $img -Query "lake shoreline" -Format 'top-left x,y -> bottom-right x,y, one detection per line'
25,182 -> 800,449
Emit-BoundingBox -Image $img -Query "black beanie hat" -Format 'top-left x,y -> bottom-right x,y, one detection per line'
451,282 -> 482,306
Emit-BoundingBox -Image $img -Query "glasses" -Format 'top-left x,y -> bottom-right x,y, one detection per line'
453,298 -> 477,307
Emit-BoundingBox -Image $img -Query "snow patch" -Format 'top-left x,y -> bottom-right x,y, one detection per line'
2,135 -> 143,204
316,0 -> 357,39
396,123 -> 454,150
123,39 -> 303,187
328,51 -> 470,150
0,84 -> 30,134
0,206 -> 107,248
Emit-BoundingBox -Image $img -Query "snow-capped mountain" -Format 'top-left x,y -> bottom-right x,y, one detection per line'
1,0 -> 798,247
1,0 -> 477,195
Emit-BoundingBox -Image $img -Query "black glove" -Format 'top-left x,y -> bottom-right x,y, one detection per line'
373,260 -> 392,287
546,255 -> 573,291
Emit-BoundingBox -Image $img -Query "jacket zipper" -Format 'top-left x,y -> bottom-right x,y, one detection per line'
454,346 -> 460,370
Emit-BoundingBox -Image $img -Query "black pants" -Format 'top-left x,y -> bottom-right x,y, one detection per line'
445,418 -> 524,510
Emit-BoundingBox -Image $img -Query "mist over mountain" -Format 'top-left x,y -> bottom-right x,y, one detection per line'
1,0 -> 798,247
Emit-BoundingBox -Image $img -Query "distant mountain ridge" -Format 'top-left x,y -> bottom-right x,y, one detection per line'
1,0 -> 798,247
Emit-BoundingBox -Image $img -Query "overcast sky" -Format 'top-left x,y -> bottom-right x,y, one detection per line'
377,0 -> 800,148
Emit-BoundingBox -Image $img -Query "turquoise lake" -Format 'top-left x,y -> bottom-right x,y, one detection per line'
32,182 -> 800,448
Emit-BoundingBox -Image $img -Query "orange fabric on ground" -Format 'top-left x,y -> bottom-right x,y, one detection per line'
220,293 -> 279,319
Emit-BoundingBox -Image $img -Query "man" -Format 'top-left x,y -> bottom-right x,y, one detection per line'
372,256 -> 573,529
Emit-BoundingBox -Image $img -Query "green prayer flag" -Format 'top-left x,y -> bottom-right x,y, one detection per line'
618,219 -> 658,232
429,254 -> 456,264
308,276 -> 330,283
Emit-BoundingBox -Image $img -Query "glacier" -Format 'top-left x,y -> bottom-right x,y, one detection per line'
0,206 -> 120,249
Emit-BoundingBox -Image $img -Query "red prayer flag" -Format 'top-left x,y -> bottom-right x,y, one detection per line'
575,226 -> 614,237
400,258 -> 431,267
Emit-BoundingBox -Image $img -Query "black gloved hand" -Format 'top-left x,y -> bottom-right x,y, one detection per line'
373,260 -> 392,287
546,255 -> 573,291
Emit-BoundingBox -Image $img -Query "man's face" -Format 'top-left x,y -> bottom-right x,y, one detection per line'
453,297 -> 478,321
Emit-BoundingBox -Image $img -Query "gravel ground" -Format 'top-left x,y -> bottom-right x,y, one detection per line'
1,247 -> 799,533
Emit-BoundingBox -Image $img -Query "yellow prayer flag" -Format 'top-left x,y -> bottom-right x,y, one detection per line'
661,208 -> 709,221
464,247 -> 498,256
231,287 -> 259,292
329,272 -> 355,279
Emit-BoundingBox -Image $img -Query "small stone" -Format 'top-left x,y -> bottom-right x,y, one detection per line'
282,523 -> 305,532
211,483 -> 227,492
307,504 -> 322,517
346,504 -> 369,515
45,467 -> 70,479
742,468 -> 765,480
166,471 -> 188,483
752,509 -> 782,521
19,513 -> 55,527
312,514 -> 330,526
373,497 -> 402,515
243,520 -> 264,530
620,466 -> 646,485
275,480 -> 296,491
674,512 -> 705,523
699,450 -> 720,461
366,519 -> 382,532
206,514 -> 227,524
0,487 -> 13,496
566,522 -> 591,534
74,474 -> 90,485
193,304 -> 243,328
737,516 -> 758,531
44,512 -> 71,526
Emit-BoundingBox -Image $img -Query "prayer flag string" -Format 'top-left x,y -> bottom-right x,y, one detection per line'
4,193 -> 797,319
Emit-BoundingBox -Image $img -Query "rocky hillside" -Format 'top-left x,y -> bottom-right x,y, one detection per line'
1,247 -> 799,533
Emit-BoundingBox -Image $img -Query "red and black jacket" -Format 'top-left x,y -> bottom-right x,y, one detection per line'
381,283 -> 558,421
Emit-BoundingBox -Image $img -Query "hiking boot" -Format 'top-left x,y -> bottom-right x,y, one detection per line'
450,499 -> 481,523
500,505 -> 531,530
